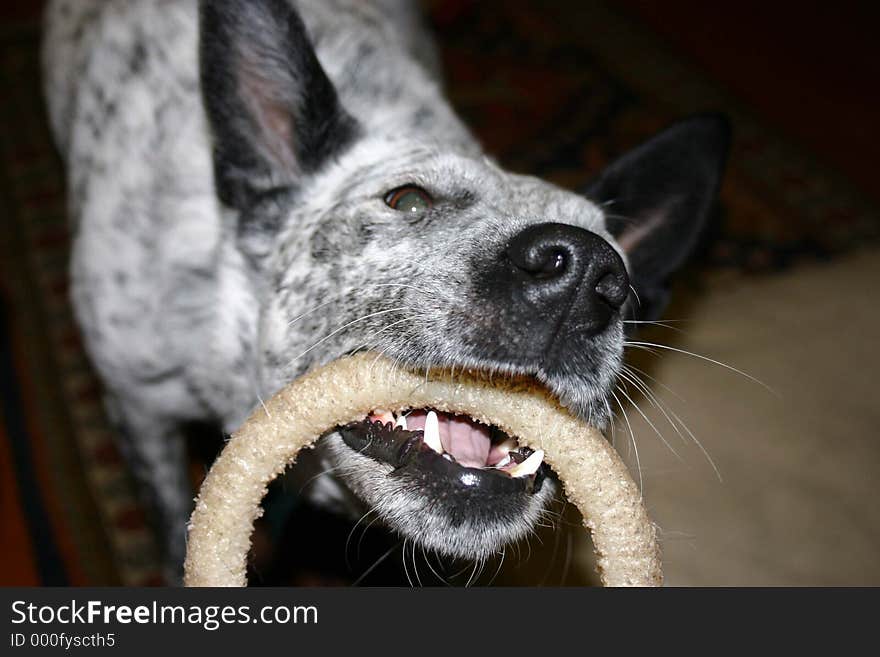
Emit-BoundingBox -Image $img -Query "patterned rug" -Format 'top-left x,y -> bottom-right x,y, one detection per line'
1,0 -> 876,585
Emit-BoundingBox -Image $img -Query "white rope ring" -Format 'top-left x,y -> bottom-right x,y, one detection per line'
184,353 -> 662,586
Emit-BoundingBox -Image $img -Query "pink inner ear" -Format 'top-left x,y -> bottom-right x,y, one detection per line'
616,205 -> 670,253
238,53 -> 299,177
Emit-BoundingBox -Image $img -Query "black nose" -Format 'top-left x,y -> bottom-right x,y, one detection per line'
505,222 -> 629,332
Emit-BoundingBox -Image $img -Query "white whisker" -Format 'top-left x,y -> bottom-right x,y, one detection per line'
285,282 -> 434,328
352,541 -> 400,586
623,363 -> 687,403
619,368 -> 688,447
256,393 -> 271,418
625,340 -> 777,395
421,547 -> 450,586
356,513 -> 384,561
401,539 -> 413,587
616,383 -> 682,461
620,365 -> 722,481
628,284 -> 641,309
486,547 -> 506,585
660,401 -> 723,482
411,540 -> 423,587
622,319 -> 685,333
345,508 -> 378,571
465,557 -> 480,588
610,388 -> 643,493
286,305 -> 409,368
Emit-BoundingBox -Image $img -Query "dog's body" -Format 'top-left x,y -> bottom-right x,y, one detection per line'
43,0 -> 728,582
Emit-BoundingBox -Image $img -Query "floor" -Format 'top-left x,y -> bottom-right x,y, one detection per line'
596,247 -> 880,585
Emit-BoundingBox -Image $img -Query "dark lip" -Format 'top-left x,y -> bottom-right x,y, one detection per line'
337,419 -> 548,495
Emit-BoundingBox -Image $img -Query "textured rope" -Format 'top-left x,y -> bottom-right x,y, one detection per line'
184,353 -> 662,586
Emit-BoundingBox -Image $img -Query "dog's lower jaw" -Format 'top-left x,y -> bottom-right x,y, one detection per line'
320,433 -> 557,562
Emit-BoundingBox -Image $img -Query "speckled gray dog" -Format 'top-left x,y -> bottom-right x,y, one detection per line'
43,0 -> 728,582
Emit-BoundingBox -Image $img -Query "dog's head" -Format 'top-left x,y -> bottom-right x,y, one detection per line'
200,0 -> 729,562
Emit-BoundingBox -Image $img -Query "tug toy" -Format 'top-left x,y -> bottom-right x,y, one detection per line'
184,353 -> 662,586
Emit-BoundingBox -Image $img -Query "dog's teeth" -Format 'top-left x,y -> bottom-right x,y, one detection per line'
424,410 -> 443,454
494,454 -> 511,468
508,449 -> 544,477
496,438 -> 517,455
372,409 -> 394,425
395,414 -> 408,430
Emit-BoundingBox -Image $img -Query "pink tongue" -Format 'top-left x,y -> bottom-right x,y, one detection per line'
442,415 -> 491,468
404,411 -> 491,468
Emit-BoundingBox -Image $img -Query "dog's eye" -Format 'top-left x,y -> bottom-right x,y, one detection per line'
384,186 -> 433,214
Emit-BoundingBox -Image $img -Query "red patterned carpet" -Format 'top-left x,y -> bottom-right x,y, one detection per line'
1,1 -> 877,585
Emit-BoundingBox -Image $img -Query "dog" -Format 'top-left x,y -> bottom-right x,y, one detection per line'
42,0 -> 729,583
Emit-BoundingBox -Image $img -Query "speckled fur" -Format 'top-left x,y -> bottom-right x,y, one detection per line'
43,0 -> 632,580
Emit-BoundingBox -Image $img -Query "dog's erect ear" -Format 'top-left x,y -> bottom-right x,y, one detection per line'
200,0 -> 358,209
586,114 -> 730,321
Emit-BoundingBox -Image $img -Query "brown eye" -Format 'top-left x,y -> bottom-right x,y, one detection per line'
384,186 -> 433,214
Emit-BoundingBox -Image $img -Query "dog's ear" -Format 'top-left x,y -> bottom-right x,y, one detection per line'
200,0 -> 358,210
585,114 -> 730,321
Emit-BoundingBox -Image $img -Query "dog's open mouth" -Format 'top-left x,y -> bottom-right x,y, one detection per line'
338,409 -> 549,494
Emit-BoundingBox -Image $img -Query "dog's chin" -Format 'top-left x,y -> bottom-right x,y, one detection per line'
321,409 -> 557,561
538,369 -> 615,429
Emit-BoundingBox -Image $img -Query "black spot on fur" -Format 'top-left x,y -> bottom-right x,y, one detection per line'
309,227 -> 336,262
129,39 -> 147,75
411,105 -> 435,128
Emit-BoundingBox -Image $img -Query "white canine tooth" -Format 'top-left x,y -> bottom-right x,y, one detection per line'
424,410 -> 443,454
508,449 -> 544,478
494,454 -> 511,468
395,414 -> 408,430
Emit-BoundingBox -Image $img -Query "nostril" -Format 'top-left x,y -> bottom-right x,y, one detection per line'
507,239 -> 569,279
531,248 -> 566,279
595,270 -> 628,309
